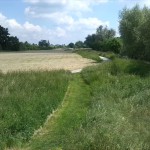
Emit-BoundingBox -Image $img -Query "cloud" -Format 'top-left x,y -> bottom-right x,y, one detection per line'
0,13 -> 67,44
119,0 -> 150,7
0,12 -> 109,44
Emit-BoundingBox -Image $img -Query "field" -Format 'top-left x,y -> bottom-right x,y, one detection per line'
0,49 -> 150,150
0,50 -> 95,73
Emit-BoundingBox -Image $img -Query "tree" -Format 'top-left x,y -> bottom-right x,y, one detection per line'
119,5 -> 150,61
85,26 -> 116,51
96,25 -> 116,40
0,25 -> 9,50
8,36 -> 20,51
68,43 -> 75,48
0,25 -> 20,51
75,41 -> 84,48
38,40 -> 50,49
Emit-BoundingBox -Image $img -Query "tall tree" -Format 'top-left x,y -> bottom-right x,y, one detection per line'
0,25 -> 9,50
119,5 -> 150,61
85,25 -> 118,52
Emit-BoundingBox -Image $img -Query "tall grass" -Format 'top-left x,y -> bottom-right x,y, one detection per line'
75,59 -> 150,149
75,49 -> 102,62
0,70 -> 70,149
25,74 -> 92,150
61,59 -> 150,149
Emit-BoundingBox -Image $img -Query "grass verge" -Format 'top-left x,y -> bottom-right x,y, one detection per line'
0,70 -> 70,149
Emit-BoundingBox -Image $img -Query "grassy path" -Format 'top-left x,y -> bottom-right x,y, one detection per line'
24,74 -> 91,150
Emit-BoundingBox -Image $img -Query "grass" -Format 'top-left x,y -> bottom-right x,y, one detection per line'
75,49 -> 102,62
24,74 -> 91,150
75,58 -> 150,149
24,58 -> 150,150
75,49 -> 119,62
1,50 -> 150,150
0,70 -> 70,149
99,51 -> 119,60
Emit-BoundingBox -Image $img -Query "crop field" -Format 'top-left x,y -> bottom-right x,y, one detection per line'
0,50 -> 95,73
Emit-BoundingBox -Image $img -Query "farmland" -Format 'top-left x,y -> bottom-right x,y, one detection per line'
0,50 -> 95,73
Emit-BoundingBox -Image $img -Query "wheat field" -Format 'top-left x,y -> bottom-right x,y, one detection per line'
0,50 -> 95,73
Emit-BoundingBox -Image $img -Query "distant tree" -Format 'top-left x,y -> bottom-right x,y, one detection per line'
8,36 -> 20,51
85,26 -> 116,51
96,25 -> 116,40
68,43 -> 75,48
38,40 -> 50,49
75,41 -> 84,48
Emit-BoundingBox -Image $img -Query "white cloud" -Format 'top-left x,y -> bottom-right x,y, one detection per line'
0,12 -> 109,44
0,13 -> 67,44
0,0 -> 111,44
23,22 -> 42,32
77,18 -> 109,29
119,0 -> 150,7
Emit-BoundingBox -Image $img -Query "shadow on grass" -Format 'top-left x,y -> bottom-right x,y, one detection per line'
110,59 -> 150,77
126,61 -> 150,77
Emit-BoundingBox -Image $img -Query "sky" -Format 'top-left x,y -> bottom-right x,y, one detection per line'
0,0 -> 150,45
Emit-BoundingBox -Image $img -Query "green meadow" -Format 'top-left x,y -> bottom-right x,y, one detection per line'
0,50 -> 150,150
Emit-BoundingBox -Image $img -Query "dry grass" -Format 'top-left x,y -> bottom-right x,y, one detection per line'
0,51 -> 95,73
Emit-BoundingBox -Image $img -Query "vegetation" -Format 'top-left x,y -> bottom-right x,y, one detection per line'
25,74 -> 91,150
0,25 -> 20,51
76,59 -> 150,149
68,42 -> 75,48
85,26 -> 121,53
75,49 -> 102,62
21,58 -> 149,150
0,70 -> 70,149
119,5 -> 150,61
1,3 -> 150,150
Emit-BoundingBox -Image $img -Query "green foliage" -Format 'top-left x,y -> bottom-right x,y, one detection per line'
96,25 -> 116,39
0,70 -> 70,149
38,40 -> 52,50
75,49 -> 102,62
8,36 -> 20,51
19,41 -> 40,51
68,42 -> 75,48
119,5 -> 150,61
0,25 -> 9,50
103,38 -> 121,53
0,25 -> 20,51
75,41 -> 85,48
85,25 -> 119,52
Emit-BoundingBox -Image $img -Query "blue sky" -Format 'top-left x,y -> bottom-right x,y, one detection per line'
0,0 -> 149,44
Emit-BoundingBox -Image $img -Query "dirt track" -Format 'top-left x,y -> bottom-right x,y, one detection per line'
0,50 -> 95,73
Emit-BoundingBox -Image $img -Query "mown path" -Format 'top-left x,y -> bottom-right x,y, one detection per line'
23,74 -> 91,150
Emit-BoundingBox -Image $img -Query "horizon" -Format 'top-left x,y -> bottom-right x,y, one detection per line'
0,0 -> 149,45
